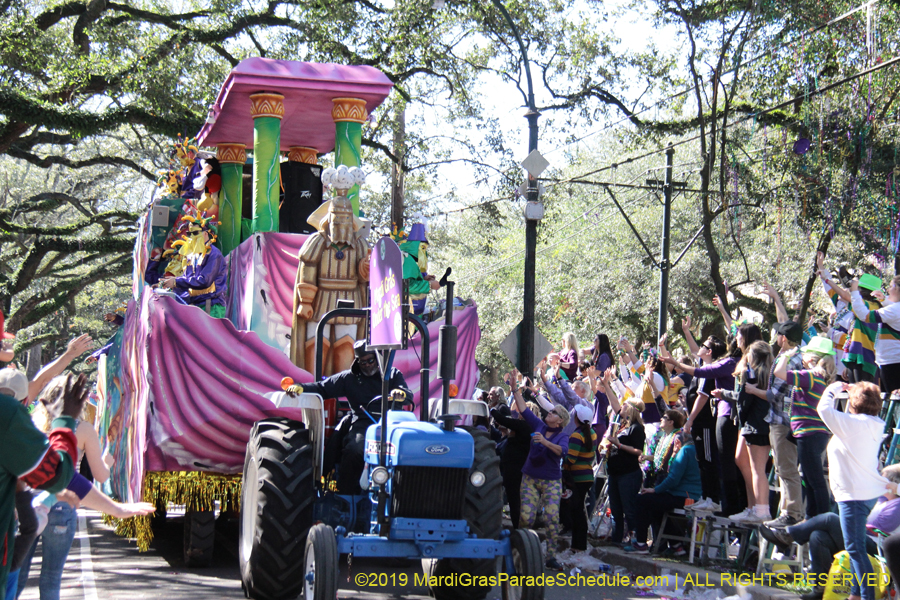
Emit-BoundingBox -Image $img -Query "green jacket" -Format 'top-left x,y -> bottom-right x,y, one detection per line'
0,393 -> 71,591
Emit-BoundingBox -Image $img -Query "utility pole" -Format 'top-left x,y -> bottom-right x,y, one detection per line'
647,146 -> 685,341
484,0 -> 542,374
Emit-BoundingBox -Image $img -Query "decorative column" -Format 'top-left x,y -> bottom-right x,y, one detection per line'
288,147 -> 318,165
331,98 -> 368,215
249,92 -> 284,233
216,143 -> 246,255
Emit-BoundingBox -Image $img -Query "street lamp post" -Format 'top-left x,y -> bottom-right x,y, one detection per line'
487,0 -> 541,375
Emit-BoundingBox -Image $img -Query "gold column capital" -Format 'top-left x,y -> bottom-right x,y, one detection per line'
249,92 -> 285,119
331,98 -> 368,123
216,143 -> 247,164
288,146 -> 319,164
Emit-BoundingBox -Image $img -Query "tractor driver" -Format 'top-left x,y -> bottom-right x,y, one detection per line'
285,341 -> 412,494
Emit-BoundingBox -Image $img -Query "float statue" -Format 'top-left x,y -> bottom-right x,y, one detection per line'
290,166 -> 370,374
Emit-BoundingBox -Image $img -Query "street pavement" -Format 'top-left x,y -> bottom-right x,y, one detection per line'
17,511 -> 645,600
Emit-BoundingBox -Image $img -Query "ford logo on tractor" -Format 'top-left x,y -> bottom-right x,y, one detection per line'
425,444 -> 450,455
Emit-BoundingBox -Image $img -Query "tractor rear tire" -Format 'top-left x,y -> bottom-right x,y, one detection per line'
428,427 -> 503,600
301,523 -> 339,600
183,508 -> 215,567
240,418 -> 315,600
501,529 -> 544,600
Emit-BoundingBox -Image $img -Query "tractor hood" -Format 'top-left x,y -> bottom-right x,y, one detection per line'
364,411 -> 473,469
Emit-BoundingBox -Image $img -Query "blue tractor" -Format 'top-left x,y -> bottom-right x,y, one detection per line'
239,274 -> 544,600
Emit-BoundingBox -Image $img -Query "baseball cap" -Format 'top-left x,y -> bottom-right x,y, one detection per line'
574,404 -> 593,424
774,321 -> 803,344
0,367 -> 28,400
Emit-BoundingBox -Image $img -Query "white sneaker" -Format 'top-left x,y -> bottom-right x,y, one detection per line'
706,501 -> 722,512
690,498 -> 711,511
743,511 -> 766,524
728,508 -> 752,522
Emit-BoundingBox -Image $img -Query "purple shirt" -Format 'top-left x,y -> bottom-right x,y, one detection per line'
592,353 -> 613,427
560,349 -> 578,380
521,408 -> 569,481
694,358 -> 737,417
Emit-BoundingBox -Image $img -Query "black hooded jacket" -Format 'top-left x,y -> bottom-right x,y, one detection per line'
300,360 -> 412,415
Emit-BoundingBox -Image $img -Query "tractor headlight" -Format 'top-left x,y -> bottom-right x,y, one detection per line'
371,466 -> 390,486
470,470 -> 485,487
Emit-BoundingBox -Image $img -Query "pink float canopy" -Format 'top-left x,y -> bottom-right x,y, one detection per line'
196,57 -> 394,152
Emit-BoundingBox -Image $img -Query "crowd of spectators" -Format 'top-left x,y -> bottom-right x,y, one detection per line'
478,252 -> 900,600
0,323 -> 153,600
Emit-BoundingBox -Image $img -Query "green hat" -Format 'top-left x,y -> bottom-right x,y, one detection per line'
804,336 -> 836,356
859,273 -> 883,292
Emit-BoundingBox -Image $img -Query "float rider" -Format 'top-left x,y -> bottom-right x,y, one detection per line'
285,341 -> 412,494
157,213 -> 227,318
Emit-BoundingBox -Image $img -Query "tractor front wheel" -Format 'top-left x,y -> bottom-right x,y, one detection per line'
240,418 -> 315,600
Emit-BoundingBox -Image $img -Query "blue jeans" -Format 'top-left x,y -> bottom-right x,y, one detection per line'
838,499 -> 878,600
797,432 -> 832,518
787,512 -> 878,581
607,469 -> 642,543
16,502 -> 77,600
5,570 -> 18,600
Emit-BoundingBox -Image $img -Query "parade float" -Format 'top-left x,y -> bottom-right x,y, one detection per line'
94,58 -> 483,561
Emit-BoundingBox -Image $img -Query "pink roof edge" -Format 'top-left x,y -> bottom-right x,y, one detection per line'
197,57 -> 394,153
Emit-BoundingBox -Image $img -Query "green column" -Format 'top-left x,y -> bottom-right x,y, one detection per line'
332,98 -> 368,216
250,92 -> 284,233
216,143 -> 245,255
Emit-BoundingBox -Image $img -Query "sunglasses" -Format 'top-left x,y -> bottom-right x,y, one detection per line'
358,357 -> 378,367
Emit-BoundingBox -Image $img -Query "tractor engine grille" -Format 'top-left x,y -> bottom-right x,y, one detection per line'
391,466 -> 467,521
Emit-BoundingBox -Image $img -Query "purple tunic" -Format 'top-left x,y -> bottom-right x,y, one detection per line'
694,357 -> 737,417
174,245 -> 227,307
521,408 -> 569,481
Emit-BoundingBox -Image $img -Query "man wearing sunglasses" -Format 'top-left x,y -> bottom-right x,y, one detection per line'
285,341 -> 411,493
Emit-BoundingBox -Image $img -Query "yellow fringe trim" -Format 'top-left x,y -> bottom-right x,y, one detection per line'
108,471 -> 243,551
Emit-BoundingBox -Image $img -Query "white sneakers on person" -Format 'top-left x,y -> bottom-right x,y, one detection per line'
728,508 -> 753,522
691,498 -> 721,512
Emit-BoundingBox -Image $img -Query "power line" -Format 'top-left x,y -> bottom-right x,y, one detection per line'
546,53 -> 900,191
419,0 -> 880,211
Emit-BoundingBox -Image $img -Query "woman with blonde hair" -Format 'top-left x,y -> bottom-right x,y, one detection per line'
772,336 -> 837,519
559,332 -> 580,380
603,394 -> 645,546
712,340 -> 774,523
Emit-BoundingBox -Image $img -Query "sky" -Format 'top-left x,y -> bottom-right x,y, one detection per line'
393,0 -> 685,218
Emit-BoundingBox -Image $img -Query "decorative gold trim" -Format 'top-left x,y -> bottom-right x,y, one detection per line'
108,471 -> 243,551
216,143 -> 247,164
288,146 -> 319,164
249,92 -> 285,119
331,97 -> 368,123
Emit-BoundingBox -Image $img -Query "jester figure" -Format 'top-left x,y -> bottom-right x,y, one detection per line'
290,166 -> 369,376
158,214 -> 227,318
395,221 -> 439,314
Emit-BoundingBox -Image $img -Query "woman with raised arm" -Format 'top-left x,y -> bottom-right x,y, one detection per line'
508,370 -> 570,571
711,340 -> 774,523
818,380 -> 888,600
772,336 -> 836,520
663,320 -> 761,518
848,276 -> 900,396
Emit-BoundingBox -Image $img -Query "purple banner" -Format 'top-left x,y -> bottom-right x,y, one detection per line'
368,236 -> 404,349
